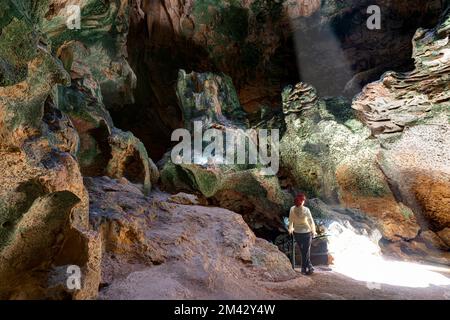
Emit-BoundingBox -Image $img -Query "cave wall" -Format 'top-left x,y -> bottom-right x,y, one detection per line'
117,0 -> 443,159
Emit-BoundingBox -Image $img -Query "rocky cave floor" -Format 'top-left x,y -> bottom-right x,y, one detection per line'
99,256 -> 450,300
87,177 -> 450,300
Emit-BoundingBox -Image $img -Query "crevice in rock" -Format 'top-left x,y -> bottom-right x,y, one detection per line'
78,120 -> 113,177
123,149 -> 145,184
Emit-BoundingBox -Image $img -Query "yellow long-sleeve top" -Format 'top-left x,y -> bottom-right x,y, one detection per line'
288,206 -> 316,234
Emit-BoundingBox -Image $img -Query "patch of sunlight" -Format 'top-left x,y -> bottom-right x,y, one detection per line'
327,222 -> 450,288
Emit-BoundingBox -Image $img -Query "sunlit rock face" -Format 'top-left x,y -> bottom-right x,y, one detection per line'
279,82 -> 421,242
353,9 -> 450,245
86,177 -> 297,300
288,200 -> 450,288
275,198 -> 381,267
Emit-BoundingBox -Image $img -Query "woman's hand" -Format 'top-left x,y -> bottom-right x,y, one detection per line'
288,227 -> 294,235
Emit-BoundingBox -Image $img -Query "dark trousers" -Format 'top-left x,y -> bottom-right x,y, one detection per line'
294,232 -> 312,270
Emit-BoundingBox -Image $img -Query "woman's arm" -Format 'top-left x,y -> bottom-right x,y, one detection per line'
288,208 -> 294,234
307,209 -> 316,236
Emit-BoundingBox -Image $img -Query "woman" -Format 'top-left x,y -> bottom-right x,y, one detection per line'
288,193 -> 317,275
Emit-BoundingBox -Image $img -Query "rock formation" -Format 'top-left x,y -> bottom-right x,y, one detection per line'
0,0 -> 449,300
0,0 -> 100,299
86,176 -> 297,299
161,70 -> 291,233
353,6 -> 450,255
279,82 -> 421,242
122,0 -> 444,159
0,0 -> 155,298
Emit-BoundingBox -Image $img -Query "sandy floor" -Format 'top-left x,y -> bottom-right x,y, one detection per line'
100,264 -> 450,300
281,267 -> 450,300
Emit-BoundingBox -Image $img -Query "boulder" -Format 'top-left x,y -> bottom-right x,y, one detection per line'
86,177 -> 298,299
161,162 -> 292,231
84,176 -> 165,264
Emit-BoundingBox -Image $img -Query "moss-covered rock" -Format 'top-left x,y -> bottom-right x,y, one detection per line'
162,70 -> 290,230
53,40 -> 157,188
161,162 -> 291,230
279,82 -> 420,241
176,69 -> 248,129
0,1 -> 101,299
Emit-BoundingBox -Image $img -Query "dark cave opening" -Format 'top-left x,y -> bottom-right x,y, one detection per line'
78,120 -> 113,177
108,1 -> 444,166
110,15 -> 216,161
123,150 -> 146,184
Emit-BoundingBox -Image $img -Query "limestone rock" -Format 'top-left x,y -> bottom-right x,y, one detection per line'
437,228 -> 450,248
43,0 -> 136,110
420,230 -> 449,251
86,178 -> 297,299
120,0 -> 442,158
84,176 -> 165,264
107,128 -> 156,194
161,162 -> 292,232
353,8 -> 450,137
279,82 -> 420,241
353,10 -> 450,234
168,193 -> 201,206
162,70 -> 291,232
0,1 -> 100,299
50,40 -> 158,193
177,70 -> 248,129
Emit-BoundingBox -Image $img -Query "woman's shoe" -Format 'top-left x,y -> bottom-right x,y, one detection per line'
301,269 -> 307,275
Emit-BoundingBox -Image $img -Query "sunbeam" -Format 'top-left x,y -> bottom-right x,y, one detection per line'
327,221 -> 450,288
